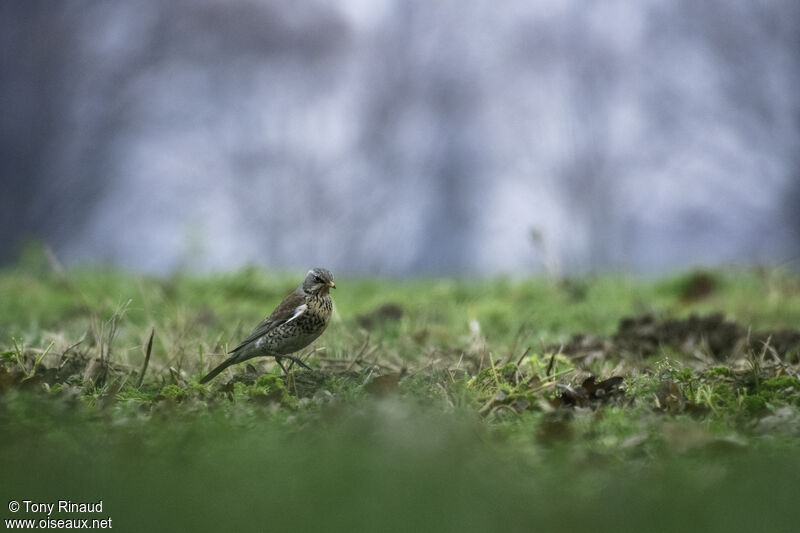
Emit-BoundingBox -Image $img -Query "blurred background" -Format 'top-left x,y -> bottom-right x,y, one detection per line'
2,0 -> 799,276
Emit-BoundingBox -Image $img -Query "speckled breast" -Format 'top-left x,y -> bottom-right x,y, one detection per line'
267,294 -> 332,354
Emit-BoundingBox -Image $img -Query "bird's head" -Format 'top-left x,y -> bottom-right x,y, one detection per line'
302,267 -> 335,295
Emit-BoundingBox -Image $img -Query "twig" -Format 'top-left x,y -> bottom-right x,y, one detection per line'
31,341 -> 54,377
515,346 -> 531,367
749,335 -> 770,392
61,334 -> 86,358
765,342 -> 800,379
545,349 -> 559,377
488,351 -> 500,388
507,325 -> 528,362
529,367 -> 576,393
12,337 -> 27,375
314,356 -> 394,372
448,352 -> 465,382
346,333 -> 371,371
137,328 -> 154,389
298,346 -> 326,367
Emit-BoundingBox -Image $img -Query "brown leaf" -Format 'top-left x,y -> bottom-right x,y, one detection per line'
581,376 -> 597,396
83,357 -> 108,388
20,374 -> 43,390
526,374 -> 543,390
557,384 -> 588,407
655,379 -> 687,412
557,375 -> 626,409
364,372 -> 403,397
595,376 -> 624,393
0,367 -> 20,392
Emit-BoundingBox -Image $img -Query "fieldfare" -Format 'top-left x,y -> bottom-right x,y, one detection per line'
199,268 -> 335,383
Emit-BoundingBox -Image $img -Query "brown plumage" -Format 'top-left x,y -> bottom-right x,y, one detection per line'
199,268 -> 335,384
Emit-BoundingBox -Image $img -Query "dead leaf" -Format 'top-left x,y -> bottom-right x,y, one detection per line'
557,383 -> 588,407
557,375 -> 625,408
0,367 -> 21,392
20,374 -> 43,390
83,357 -> 108,388
364,372 -> 404,397
655,379 -> 686,412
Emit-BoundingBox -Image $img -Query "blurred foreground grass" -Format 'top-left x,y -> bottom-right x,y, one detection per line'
3,392 -> 800,532
2,257 -> 800,532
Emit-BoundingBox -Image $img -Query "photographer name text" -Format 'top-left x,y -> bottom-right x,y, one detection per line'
18,501 -> 104,517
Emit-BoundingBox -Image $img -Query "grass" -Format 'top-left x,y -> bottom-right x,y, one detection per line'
2,257 -> 800,532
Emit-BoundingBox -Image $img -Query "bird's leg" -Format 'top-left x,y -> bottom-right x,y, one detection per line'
279,354 -> 312,371
276,356 -> 300,393
275,356 -> 289,376
276,356 -> 300,394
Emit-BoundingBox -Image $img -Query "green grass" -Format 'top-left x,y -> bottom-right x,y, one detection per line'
2,261 -> 800,532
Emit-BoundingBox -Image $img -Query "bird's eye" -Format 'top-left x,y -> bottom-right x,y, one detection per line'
314,276 -> 323,283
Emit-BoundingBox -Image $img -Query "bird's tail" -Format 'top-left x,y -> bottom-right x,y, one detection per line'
199,356 -> 238,384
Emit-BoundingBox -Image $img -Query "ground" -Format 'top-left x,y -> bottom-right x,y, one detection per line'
2,255 -> 800,532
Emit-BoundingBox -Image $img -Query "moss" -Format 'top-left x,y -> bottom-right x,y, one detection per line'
498,363 -> 519,382
470,366 -> 502,393
675,367 -> 693,383
700,383 -> 737,412
706,366 -> 731,378
255,373 -> 285,390
118,385 -> 155,402
158,384 -> 187,402
232,382 -> 249,402
712,383 -> 736,404
762,376 -> 800,392
741,394 -> 768,416
227,372 -> 292,405
1,350 -> 16,365
757,376 -> 800,406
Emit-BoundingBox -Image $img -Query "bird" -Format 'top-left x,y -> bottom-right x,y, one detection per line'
199,268 -> 335,384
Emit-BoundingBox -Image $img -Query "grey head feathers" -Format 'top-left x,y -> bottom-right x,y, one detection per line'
302,267 -> 335,295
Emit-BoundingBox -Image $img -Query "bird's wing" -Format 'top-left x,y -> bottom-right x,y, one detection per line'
230,291 -> 307,353
283,304 -> 307,325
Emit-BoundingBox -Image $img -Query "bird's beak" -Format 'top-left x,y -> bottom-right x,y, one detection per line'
327,281 -> 336,289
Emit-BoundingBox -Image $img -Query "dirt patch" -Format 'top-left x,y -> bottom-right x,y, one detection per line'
557,313 -> 800,362
678,271 -> 718,303
356,303 -> 404,329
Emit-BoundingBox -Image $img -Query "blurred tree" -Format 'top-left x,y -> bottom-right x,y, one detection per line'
0,2 -> 80,261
